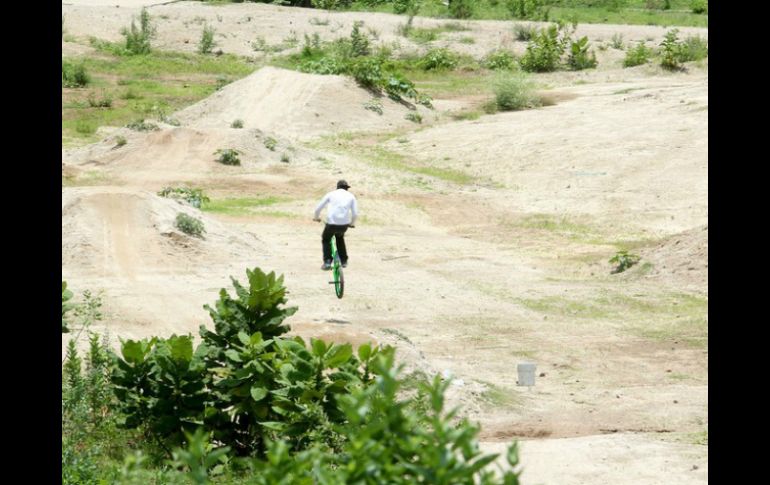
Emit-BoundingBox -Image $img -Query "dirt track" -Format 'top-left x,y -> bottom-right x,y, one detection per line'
62,2 -> 708,483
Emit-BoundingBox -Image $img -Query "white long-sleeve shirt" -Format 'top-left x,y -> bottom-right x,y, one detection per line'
314,189 -> 359,225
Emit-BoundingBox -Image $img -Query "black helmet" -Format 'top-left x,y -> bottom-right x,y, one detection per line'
337,180 -> 351,189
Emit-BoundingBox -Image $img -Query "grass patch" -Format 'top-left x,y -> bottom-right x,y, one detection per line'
313,134 -> 476,186
341,1 -> 706,26
478,381 -> 522,410
62,45 -> 256,143
201,196 -> 287,216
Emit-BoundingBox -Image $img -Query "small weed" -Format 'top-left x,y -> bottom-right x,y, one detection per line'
215,148 -> 241,165
87,92 -> 113,108
609,250 -> 641,273
309,17 -> 330,26
280,153 -> 291,163
62,61 -> 90,88
364,99 -> 383,115
610,33 -> 624,49
114,136 -> 127,148
264,137 -> 277,151
126,119 -> 159,132
405,112 -> 422,124
231,119 -> 244,128
175,213 -> 205,237
198,24 -> 217,55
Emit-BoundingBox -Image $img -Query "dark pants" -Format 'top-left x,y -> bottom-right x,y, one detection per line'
322,224 -> 349,264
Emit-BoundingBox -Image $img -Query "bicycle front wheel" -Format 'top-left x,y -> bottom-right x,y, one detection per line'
334,265 -> 344,299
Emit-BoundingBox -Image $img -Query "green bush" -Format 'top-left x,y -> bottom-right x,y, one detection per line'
691,0 -> 707,13
350,56 -> 384,88
660,29 -> 682,70
174,213 -> 205,237
62,61 -> 90,88
158,187 -> 210,208
520,25 -> 565,72
198,24 -> 217,55
567,36 -> 597,70
623,43 -> 653,67
507,0 -> 548,20
484,49 -> 517,70
231,119 -> 244,128
449,0 -> 475,19
215,148 -> 241,166
493,71 -> 541,111
350,21 -> 370,57
122,8 -> 156,55
609,250 -> 640,273
420,48 -> 458,71
75,120 -> 97,135
106,265 -> 523,482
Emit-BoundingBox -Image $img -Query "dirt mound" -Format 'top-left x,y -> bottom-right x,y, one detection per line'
62,187 -> 262,278
637,224 -> 708,291
174,66 -> 429,140
62,126 -> 306,186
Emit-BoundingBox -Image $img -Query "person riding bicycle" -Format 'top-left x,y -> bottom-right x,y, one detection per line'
313,180 -> 359,271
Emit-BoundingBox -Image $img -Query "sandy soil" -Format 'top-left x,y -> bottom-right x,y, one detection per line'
62,2 -> 708,484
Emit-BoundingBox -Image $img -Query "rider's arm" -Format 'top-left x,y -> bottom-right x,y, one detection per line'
314,194 -> 330,220
350,196 -> 359,226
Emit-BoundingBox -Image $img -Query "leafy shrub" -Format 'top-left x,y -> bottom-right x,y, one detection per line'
520,25 -> 566,72
350,21 -> 370,57
420,48 -> 458,70
175,213 -> 206,237
106,265 -> 523,482
264,137 -> 278,151
507,0 -> 549,20
169,428 -> 230,484
660,29 -> 682,70
126,119 -> 159,132
158,187 -> 210,208
384,72 -> 417,100
493,71 -> 541,111
122,8 -> 155,55
215,148 -> 241,166
198,24 -> 217,55
62,61 -> 90,88
568,36 -> 597,70
114,135 -> 127,148
231,119 -> 244,128
484,49 -> 517,70
623,42 -> 652,67
609,250 -> 640,273
350,56 -> 384,88
449,0 -> 475,19
691,0 -> 708,14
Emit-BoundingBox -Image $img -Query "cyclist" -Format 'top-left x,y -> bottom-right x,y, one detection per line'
313,180 -> 359,270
